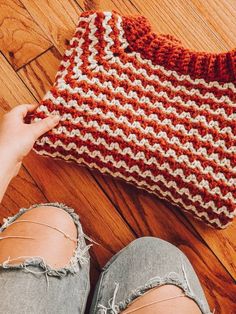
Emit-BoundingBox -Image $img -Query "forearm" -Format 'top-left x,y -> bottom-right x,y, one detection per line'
0,155 -> 18,202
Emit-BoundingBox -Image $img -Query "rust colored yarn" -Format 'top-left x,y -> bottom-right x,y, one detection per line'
31,11 -> 236,229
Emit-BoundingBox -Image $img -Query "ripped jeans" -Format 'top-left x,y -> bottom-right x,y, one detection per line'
0,203 -> 212,314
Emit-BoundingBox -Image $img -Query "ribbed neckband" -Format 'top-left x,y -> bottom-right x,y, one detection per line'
122,15 -> 236,83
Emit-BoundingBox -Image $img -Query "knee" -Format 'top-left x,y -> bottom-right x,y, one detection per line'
128,237 -> 159,249
127,237 -> 181,257
19,205 -> 77,238
0,204 -> 78,269
1,205 -> 77,242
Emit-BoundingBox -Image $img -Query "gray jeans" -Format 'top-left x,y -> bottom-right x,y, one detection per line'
0,203 -> 211,314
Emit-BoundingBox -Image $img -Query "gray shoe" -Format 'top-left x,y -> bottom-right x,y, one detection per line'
90,237 -> 211,314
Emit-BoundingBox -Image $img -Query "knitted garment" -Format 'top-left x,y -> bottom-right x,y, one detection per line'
31,11 -> 236,229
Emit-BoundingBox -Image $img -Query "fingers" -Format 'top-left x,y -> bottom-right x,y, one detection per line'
10,104 -> 39,118
31,115 -> 60,139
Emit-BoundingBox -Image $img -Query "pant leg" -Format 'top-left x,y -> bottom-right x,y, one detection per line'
0,203 -> 90,314
90,237 -> 211,314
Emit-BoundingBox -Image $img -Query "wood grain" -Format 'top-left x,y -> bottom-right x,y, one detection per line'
0,53 -> 34,106
18,47 -> 61,100
190,0 -> 236,48
0,0 -> 52,69
20,0 -> 83,55
0,166 -> 47,223
129,0 -> 235,51
188,212 -> 236,279
77,0 -> 138,14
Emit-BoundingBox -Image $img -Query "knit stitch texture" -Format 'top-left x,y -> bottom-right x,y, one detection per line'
30,11 -> 236,229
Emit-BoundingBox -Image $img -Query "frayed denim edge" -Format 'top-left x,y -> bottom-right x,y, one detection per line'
98,273 -> 212,314
0,202 -> 91,278
120,275 -> 211,314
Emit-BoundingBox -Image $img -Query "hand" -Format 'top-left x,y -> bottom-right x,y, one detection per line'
0,104 -> 60,177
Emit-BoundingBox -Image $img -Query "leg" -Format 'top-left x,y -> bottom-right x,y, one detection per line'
0,203 -> 90,314
90,237 -> 211,314
121,285 -> 201,314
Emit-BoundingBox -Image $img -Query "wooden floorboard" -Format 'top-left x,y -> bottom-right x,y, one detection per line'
20,0 -> 83,54
18,47 -> 61,100
0,1 -> 235,313
129,0 -> 234,51
0,0 -> 52,69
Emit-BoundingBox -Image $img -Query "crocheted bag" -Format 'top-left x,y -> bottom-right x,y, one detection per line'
31,11 -> 236,229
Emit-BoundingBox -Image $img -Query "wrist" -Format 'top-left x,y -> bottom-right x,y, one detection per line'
0,156 -> 19,203
0,148 -> 20,180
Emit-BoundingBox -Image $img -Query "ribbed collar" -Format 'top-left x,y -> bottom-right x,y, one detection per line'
122,14 -> 236,83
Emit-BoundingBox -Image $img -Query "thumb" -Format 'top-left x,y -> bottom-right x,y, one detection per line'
31,115 -> 60,139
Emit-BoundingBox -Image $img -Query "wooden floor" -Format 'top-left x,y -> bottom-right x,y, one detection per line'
0,0 -> 236,313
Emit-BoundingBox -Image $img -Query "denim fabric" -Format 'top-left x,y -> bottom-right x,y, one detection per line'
0,204 -> 211,314
90,237 -> 212,314
0,203 -> 90,314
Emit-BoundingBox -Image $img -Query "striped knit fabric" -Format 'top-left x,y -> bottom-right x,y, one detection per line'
31,11 -> 236,229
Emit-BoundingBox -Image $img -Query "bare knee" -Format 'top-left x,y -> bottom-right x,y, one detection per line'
0,205 -> 78,269
18,205 -> 77,239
